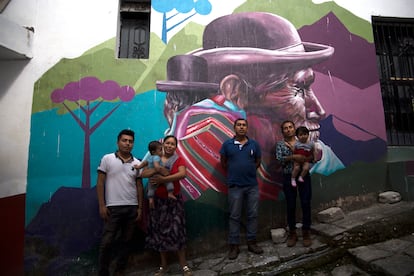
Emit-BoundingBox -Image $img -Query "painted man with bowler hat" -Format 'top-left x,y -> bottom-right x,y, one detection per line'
157,12 -> 344,202
157,54 -> 251,199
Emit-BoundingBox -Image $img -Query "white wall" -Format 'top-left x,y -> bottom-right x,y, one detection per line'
0,0 -> 119,198
0,0 -> 413,199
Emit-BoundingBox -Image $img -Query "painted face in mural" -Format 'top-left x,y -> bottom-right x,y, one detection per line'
248,68 -> 325,143
236,67 -> 325,179
156,12 -> 343,200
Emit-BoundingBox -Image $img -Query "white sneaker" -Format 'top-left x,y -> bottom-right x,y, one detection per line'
183,265 -> 193,276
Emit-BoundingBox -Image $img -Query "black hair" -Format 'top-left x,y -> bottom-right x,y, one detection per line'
163,135 -> 178,146
117,129 -> 135,141
148,140 -> 162,154
280,120 -> 295,131
296,126 -> 309,136
234,118 -> 248,127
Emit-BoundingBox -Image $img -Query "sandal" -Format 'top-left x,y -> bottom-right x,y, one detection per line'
154,266 -> 169,276
182,265 -> 193,276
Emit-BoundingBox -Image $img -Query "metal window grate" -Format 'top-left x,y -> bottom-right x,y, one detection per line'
118,0 -> 151,59
372,16 -> 414,145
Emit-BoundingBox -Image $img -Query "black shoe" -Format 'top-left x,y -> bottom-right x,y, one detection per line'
247,241 -> 263,254
228,244 -> 240,260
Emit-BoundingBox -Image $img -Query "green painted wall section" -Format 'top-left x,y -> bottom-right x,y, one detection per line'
235,0 -> 374,42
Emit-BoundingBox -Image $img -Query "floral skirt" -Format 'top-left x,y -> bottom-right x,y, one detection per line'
145,194 -> 187,252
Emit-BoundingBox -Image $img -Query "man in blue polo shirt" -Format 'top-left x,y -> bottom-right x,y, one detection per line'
220,118 -> 263,260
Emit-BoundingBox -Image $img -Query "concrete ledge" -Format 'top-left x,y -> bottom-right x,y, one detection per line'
317,207 -> 345,223
0,14 -> 33,59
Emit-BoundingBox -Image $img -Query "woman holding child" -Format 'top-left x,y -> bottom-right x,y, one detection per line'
141,135 -> 193,276
275,121 -> 313,248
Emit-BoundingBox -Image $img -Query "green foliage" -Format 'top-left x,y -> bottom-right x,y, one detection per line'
32,23 -> 204,114
33,38 -> 147,113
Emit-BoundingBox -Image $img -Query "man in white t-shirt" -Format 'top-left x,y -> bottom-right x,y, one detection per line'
96,129 -> 144,276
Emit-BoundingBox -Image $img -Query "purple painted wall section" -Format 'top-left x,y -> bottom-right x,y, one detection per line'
300,12 -> 379,89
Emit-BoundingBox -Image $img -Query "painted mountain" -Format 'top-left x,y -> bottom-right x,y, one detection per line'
299,11 -> 379,89
298,12 -> 387,164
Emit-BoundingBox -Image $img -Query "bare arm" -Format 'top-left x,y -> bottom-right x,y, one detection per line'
288,154 -> 307,163
150,165 -> 186,185
152,160 -> 170,176
96,172 -> 109,221
153,160 -> 162,172
134,160 -> 148,170
141,167 -> 157,178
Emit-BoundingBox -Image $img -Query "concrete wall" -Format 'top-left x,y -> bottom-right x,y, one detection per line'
1,0 -> 414,274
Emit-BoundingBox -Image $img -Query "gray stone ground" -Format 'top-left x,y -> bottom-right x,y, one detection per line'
123,201 -> 414,276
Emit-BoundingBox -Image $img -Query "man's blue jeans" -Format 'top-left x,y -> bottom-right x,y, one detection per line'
228,185 -> 259,244
282,173 -> 312,231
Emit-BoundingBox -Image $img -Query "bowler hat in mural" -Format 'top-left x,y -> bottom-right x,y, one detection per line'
156,55 -> 219,92
190,12 -> 334,85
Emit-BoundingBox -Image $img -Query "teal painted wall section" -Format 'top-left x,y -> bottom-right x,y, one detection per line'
27,92 -> 168,224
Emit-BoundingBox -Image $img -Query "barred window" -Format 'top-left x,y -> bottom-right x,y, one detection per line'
118,0 -> 151,59
372,16 -> 414,145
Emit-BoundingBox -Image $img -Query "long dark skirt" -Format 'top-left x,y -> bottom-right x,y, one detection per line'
145,194 -> 187,252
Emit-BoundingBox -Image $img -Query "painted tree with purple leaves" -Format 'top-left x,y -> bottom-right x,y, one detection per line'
51,76 -> 135,189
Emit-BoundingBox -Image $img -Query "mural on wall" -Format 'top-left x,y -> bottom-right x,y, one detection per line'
158,12 -> 346,201
50,77 -> 136,188
25,0 -> 388,273
153,0 -> 213,43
